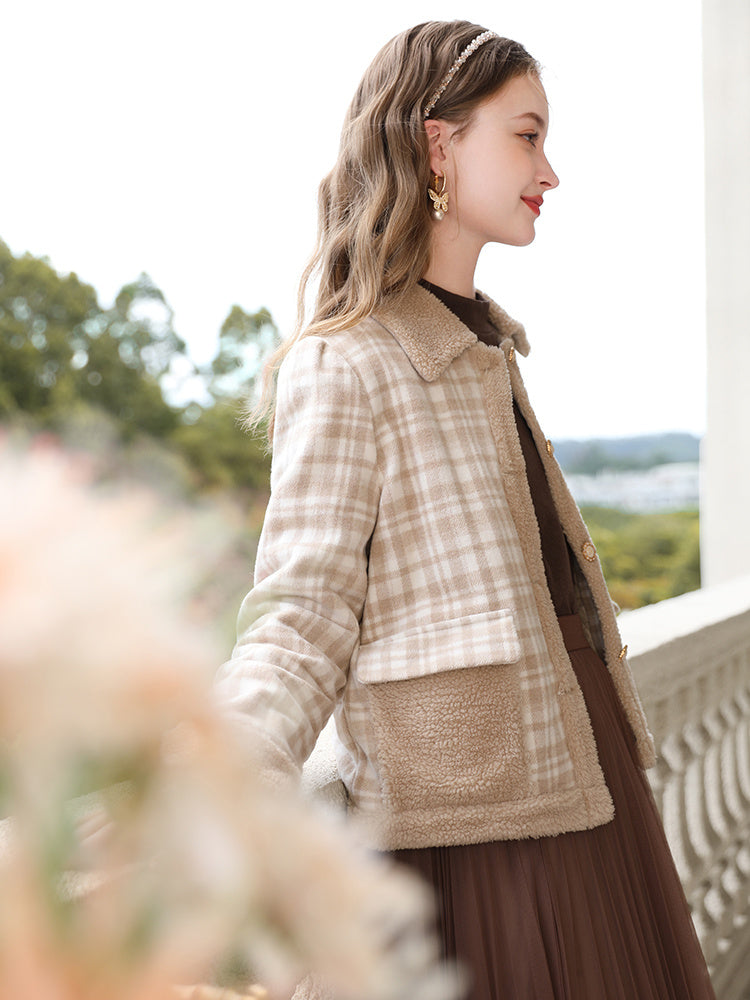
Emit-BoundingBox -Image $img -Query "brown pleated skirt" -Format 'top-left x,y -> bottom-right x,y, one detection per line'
393,614 -> 716,1000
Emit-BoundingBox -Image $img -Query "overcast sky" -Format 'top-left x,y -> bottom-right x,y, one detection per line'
3,0 -> 706,440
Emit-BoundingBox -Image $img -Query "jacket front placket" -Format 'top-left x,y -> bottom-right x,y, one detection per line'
505,342 -> 656,770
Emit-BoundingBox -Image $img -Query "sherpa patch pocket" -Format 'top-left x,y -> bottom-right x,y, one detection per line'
358,610 -> 528,812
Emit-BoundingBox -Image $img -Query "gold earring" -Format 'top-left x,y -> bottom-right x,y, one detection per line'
428,173 -> 448,220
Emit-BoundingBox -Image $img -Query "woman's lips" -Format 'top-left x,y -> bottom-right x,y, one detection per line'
522,197 -> 542,216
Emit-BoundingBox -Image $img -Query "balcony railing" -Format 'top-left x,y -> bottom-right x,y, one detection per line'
622,574 -> 750,1000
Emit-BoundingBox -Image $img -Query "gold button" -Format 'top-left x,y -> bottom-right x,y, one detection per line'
546,439 -> 554,457
507,346 -> 515,363
618,645 -> 628,661
581,540 -> 597,562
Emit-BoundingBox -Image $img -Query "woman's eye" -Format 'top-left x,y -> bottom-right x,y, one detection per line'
520,132 -> 539,146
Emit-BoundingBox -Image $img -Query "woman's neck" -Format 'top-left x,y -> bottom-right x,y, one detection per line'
422,226 -> 482,299
421,262 -> 476,299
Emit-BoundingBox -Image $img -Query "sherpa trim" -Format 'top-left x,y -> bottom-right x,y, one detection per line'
374,283 -> 529,382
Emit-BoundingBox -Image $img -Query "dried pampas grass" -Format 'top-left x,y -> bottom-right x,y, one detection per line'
0,437 -> 459,1000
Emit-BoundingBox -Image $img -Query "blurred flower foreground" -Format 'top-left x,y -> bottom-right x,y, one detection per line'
0,438 -> 457,1000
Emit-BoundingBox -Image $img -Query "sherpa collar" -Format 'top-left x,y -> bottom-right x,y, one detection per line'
374,282 -> 530,382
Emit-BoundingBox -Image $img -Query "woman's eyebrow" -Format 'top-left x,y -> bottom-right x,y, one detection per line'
512,112 -> 548,129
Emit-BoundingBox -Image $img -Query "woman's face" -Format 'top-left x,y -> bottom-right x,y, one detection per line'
430,73 -> 559,250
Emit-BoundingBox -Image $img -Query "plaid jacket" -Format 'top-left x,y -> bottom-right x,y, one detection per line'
216,283 -> 655,850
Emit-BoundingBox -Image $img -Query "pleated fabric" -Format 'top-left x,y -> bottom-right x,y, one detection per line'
393,615 -> 716,1000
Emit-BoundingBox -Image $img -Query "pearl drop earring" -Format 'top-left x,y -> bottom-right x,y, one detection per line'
428,173 -> 449,220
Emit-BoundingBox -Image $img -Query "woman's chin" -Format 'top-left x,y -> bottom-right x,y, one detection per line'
496,230 -> 537,248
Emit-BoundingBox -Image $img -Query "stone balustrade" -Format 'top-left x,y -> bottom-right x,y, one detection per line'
621,574 -> 750,1000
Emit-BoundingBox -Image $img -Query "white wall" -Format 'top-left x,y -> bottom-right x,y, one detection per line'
701,0 -> 750,585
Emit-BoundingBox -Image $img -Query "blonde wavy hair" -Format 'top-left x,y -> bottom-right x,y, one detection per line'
250,20 -> 539,437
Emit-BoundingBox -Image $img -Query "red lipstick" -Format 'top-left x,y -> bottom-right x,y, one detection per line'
522,196 -> 543,216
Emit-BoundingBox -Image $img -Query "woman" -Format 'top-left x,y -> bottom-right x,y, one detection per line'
216,21 -> 716,999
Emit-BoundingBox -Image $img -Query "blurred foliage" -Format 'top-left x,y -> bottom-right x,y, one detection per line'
581,505 -> 700,610
0,238 -> 275,494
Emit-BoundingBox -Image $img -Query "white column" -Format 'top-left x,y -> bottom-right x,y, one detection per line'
701,0 -> 750,586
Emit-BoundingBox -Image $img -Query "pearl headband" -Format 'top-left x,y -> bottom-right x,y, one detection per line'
423,30 -> 498,119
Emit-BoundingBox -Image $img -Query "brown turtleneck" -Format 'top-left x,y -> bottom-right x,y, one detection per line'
420,279 -> 576,616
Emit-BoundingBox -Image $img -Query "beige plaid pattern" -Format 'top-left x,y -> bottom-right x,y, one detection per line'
355,609 -> 521,683
215,285 -> 654,848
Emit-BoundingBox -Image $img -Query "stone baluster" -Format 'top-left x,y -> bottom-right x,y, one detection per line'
703,672 -> 741,950
623,579 -> 750,999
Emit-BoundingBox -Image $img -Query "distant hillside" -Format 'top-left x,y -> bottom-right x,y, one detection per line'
553,433 -> 700,475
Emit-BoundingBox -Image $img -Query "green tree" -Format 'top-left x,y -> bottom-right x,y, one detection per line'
581,505 -> 701,609
76,273 -> 187,439
206,305 -> 278,403
172,304 -> 279,491
1,239 -> 275,494
0,242 -> 185,439
0,240 -> 97,423
172,402 -> 271,492
110,273 -> 186,382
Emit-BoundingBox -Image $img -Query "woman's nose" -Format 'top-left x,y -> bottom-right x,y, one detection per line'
539,154 -> 560,190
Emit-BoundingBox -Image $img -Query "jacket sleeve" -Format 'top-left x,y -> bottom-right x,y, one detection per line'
214,336 -> 381,785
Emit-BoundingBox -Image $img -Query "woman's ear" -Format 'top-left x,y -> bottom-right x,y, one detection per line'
424,119 -> 451,175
